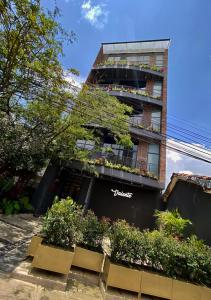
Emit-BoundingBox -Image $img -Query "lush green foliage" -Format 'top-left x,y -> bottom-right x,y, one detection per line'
42,197 -> 83,249
154,210 -> 192,238
109,219 -> 211,287
0,196 -> 33,214
80,211 -> 110,252
109,220 -> 144,267
101,85 -> 161,100
0,0 -> 132,197
83,158 -> 158,180
41,199 -> 211,287
97,59 -> 163,73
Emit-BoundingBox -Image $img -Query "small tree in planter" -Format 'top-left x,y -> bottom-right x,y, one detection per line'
103,220 -> 143,294
73,211 -> 110,272
31,197 -> 83,275
154,209 -> 192,239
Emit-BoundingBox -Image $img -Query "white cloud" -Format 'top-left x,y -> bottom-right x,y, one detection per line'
64,71 -> 85,96
166,139 -> 211,186
82,0 -> 91,9
81,0 -> 109,29
178,170 -> 193,175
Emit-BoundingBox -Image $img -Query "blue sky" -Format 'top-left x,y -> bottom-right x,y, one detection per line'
43,0 -> 211,180
42,0 -> 211,132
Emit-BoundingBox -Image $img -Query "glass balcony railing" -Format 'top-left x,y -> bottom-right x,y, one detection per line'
76,140 -> 159,178
129,115 -> 161,133
96,84 -> 162,100
96,59 -> 164,73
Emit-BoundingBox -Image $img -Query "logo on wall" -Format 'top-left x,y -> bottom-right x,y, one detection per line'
111,189 -> 133,198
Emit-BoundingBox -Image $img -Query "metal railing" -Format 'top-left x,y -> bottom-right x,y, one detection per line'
96,84 -> 161,100
96,60 -> 163,73
129,115 -> 161,133
76,141 -> 159,177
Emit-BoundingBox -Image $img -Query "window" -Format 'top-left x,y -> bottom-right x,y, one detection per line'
156,55 -> 164,67
102,143 -> 138,168
151,111 -> 161,132
107,56 -> 121,62
153,81 -> 162,98
107,55 -> 150,65
76,140 -> 95,150
147,144 -> 160,176
127,55 -> 150,65
130,113 -> 143,127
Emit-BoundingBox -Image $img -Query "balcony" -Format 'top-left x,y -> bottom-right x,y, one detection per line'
66,159 -> 163,190
129,115 -> 162,140
72,141 -> 163,190
97,84 -> 162,107
93,60 -> 165,79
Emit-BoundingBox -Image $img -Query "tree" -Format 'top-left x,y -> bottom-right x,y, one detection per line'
0,0 -> 132,197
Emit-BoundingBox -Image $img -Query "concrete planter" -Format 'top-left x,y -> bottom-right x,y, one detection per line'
201,286 -> 211,300
172,279 -> 202,300
103,257 -> 141,294
72,246 -> 104,273
32,243 -> 74,275
141,270 -> 173,299
27,235 -> 43,257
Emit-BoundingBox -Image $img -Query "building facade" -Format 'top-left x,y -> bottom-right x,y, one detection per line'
33,39 -> 170,229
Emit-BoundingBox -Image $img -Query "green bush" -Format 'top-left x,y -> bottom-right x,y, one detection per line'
109,220 -> 144,267
80,211 -> 110,252
154,210 -> 192,238
146,231 -> 211,287
0,196 -> 33,215
0,198 -> 21,215
109,218 -> 211,287
42,197 -> 83,249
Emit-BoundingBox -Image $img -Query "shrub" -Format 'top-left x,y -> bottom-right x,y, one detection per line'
0,198 -> 21,215
154,209 -> 192,238
42,197 -> 83,249
138,230 -> 211,287
0,196 -> 33,215
80,211 -> 110,252
109,221 -> 211,287
109,219 -> 143,267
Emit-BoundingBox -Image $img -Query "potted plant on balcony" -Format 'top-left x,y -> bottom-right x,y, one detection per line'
73,211 -> 110,273
103,220 -> 142,295
31,197 -> 83,275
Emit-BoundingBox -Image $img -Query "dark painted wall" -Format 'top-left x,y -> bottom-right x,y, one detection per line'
166,181 -> 211,245
89,178 -> 162,230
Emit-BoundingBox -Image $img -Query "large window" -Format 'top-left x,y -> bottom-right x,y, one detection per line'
151,111 -> 161,132
76,140 -> 95,150
147,144 -> 160,176
107,56 -> 121,62
156,54 -> 164,67
153,81 -> 162,98
129,113 -> 143,127
126,55 -> 150,65
107,55 -> 150,65
102,143 -> 138,168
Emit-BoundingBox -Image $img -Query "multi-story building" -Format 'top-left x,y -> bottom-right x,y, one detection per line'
33,39 -> 170,229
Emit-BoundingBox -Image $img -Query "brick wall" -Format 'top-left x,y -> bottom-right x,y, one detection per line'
159,49 -> 168,184
137,141 -> 148,171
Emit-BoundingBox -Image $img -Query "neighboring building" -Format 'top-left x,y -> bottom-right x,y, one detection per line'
163,173 -> 211,245
33,39 -> 170,230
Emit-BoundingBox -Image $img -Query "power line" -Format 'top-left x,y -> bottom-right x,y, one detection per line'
70,82 -> 211,146
50,98 -> 211,164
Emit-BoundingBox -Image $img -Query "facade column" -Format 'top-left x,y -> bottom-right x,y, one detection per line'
83,177 -> 95,213
32,162 -> 61,216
